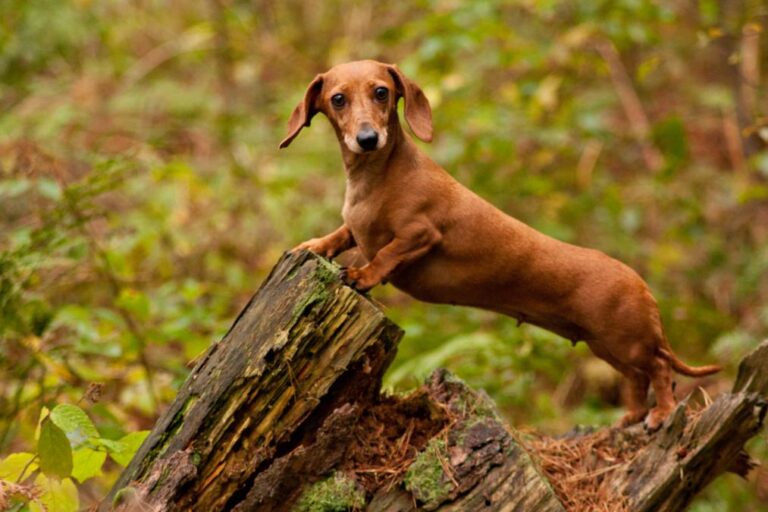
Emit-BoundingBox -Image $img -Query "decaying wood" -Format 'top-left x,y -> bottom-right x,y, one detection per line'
614,342 -> 768,512
363,370 -> 565,512
102,251 -> 767,511
101,250 -> 402,511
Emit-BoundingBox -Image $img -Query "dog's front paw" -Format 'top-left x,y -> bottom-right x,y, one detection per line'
291,238 -> 334,258
339,266 -> 379,292
615,409 -> 648,429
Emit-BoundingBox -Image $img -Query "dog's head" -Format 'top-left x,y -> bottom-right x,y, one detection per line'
279,60 -> 432,152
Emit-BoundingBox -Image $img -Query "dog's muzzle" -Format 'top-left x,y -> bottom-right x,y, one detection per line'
356,128 -> 379,152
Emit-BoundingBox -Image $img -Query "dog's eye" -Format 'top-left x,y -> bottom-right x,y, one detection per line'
374,87 -> 388,102
331,93 -> 346,108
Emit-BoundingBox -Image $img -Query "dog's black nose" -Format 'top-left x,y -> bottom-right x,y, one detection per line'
356,129 -> 379,151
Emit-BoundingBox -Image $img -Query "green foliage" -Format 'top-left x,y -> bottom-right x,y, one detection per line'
0,0 -> 765,509
71,447 -> 107,483
29,474 -> 79,512
38,419 -> 73,479
1,403 -> 146,510
0,452 -> 37,482
50,404 -> 99,446
106,431 -> 150,468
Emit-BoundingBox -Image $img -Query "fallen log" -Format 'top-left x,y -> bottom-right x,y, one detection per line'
101,251 -> 767,511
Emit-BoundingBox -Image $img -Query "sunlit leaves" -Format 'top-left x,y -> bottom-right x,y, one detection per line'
50,404 -> 99,448
71,447 -> 107,483
38,419 -> 72,479
107,431 -> 150,467
0,452 -> 37,481
4,400 -> 148,511
29,474 -> 78,512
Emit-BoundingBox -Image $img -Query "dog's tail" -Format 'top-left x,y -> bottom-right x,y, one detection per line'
658,346 -> 721,377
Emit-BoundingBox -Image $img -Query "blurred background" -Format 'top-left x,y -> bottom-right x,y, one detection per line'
1,0 -> 766,510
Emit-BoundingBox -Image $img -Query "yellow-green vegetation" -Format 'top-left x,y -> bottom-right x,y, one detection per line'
295,472 -> 366,512
1,0 -> 766,510
403,438 -> 453,508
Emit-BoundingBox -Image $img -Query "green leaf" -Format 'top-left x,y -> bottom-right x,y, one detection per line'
29,475 -> 79,512
37,178 -> 63,200
0,178 -> 31,198
0,452 -> 37,481
94,438 -> 125,453
116,288 -> 151,321
49,404 -> 98,448
108,430 -> 150,467
653,116 -> 688,167
38,419 -> 73,479
71,447 -> 106,483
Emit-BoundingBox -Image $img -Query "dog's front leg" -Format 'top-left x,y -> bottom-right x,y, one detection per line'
341,222 -> 441,292
292,224 -> 356,259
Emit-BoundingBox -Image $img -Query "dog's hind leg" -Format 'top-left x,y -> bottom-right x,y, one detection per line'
644,355 -> 676,431
586,336 -> 657,428
617,371 -> 650,427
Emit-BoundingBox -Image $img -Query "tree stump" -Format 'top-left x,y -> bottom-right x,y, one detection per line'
101,250 -> 403,511
101,251 -> 768,511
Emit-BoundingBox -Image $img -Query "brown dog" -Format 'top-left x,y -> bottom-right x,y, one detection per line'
280,60 -> 720,431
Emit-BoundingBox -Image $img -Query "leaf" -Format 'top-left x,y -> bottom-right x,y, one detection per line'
95,438 -> 125,453
0,178 -> 32,198
36,178 -> 63,201
0,452 -> 37,481
71,447 -> 106,483
116,288 -> 151,321
38,419 -> 73,479
49,404 -> 98,448
653,116 -> 688,168
535,75 -> 562,111
29,475 -> 79,512
108,430 -> 150,467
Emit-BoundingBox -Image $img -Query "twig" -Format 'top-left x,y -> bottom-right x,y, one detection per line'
119,30 -> 216,93
723,108 -> 747,177
739,22 -> 760,122
595,38 -> 665,173
576,140 -> 603,190
563,462 -> 624,483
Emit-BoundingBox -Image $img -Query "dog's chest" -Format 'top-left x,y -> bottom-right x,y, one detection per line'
342,193 -> 393,262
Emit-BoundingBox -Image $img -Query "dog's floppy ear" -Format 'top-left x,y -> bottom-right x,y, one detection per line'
279,74 -> 324,149
387,65 -> 433,143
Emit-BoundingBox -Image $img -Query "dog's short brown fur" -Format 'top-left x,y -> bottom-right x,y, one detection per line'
281,60 -> 720,431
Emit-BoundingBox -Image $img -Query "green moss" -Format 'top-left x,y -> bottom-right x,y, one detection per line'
289,261 -> 340,325
469,390 -> 504,422
295,472 -> 366,512
286,262 -> 302,281
403,438 -> 453,508
431,371 -> 503,422
150,464 -> 172,494
112,486 -> 136,507
290,286 -> 330,325
314,255 -> 340,280
144,394 -> 198,467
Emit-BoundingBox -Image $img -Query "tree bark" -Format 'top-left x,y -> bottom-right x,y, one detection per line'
102,251 -> 768,511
